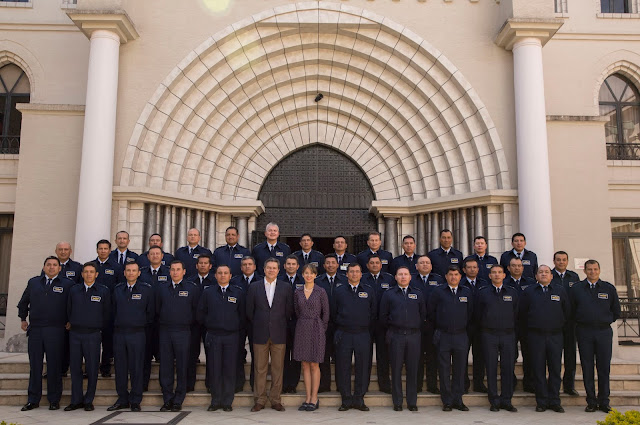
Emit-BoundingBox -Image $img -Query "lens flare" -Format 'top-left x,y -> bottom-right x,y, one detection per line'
201,0 -> 232,14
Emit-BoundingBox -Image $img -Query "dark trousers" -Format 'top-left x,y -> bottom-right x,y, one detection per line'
283,324 -> 301,390
206,332 -> 238,407
319,324 -> 335,391
114,331 -> 145,405
334,330 -> 370,407
100,321 -> 114,375
437,331 -> 468,406
247,325 -> 255,390
528,331 -> 563,407
370,324 -> 391,392
482,331 -> 515,406
143,323 -> 159,389
388,331 -> 421,407
465,327 -> 485,390
563,322 -> 577,391
418,323 -> 438,391
27,326 -> 64,404
69,331 -> 101,405
236,328 -> 247,391
62,330 -> 70,374
577,326 -> 613,407
515,329 -> 534,390
188,324 -> 204,390
159,329 -> 190,405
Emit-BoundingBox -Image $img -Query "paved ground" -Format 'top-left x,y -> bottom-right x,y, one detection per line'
0,405 -> 635,425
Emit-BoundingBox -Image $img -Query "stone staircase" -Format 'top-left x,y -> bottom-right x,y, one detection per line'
0,353 -> 639,408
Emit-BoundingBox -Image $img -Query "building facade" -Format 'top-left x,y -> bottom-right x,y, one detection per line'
0,0 -> 638,348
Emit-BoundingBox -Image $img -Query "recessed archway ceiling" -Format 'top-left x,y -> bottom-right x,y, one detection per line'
121,2 -> 510,202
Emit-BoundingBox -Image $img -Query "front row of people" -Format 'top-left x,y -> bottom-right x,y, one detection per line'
18,254 -> 620,414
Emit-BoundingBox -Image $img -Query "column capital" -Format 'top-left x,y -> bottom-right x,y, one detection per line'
495,18 -> 563,51
67,10 -> 139,43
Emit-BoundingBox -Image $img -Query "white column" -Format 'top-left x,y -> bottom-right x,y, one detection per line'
513,37 -> 554,265
236,216 -> 249,248
384,217 -> 399,257
416,214 -> 427,255
459,208 -> 469,256
74,30 -> 121,262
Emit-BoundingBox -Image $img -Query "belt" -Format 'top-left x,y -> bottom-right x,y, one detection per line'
577,323 -> 611,330
390,327 -> 420,335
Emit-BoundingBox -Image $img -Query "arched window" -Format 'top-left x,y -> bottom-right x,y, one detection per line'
600,73 -> 640,160
0,63 -> 30,154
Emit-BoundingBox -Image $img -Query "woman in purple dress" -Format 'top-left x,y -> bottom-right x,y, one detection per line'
293,264 -> 329,411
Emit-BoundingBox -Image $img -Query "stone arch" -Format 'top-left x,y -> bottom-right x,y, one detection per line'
122,1 -> 511,202
593,52 -> 640,107
0,41 -> 44,102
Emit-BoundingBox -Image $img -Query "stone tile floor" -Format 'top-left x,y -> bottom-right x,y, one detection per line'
0,405 -> 634,425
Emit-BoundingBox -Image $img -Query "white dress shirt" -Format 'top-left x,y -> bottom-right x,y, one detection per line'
264,278 -> 277,307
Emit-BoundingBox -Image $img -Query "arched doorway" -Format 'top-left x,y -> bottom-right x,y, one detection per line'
253,144 -> 377,254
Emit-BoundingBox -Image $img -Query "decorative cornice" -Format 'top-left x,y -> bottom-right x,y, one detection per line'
495,18 -> 564,50
547,115 -> 609,123
112,186 -> 265,216
370,189 -> 519,216
16,103 -> 85,116
66,10 -> 138,43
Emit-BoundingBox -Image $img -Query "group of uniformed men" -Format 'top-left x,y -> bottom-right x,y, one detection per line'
17,223 -> 620,414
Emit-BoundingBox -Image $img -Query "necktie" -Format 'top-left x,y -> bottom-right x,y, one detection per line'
85,286 -> 88,293
373,275 -> 378,285
304,253 -> 309,263
561,273 -> 565,279
517,252 -> 522,259
329,276 -> 334,286
515,279 -> 520,287
245,276 -> 250,286
129,286 -> 133,293
46,278 -> 52,286
451,287 -> 456,295
61,263 -> 66,274
353,286 -> 357,294
338,255 -> 342,263
479,256 -> 484,262
290,276 -> 294,285
590,283 -> 596,291
423,276 -> 427,285
222,287 -> 226,295
189,247 -> 193,256
471,280 -> 475,287
152,269 -> 158,276
200,276 -> 204,286
120,252 -> 125,265
496,287 -> 500,294
269,245 -> 275,255
543,286 -> 548,293
402,287 -> 407,296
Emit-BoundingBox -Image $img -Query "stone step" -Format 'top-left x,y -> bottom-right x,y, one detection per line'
0,389 -> 638,407
1,373 -> 640,392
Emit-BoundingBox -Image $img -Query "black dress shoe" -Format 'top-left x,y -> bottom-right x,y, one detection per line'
318,386 -> 331,393
549,405 -> 565,413
408,405 -> 418,411
101,372 -> 111,378
208,404 -> 220,411
49,402 -> 60,410
454,403 -> 469,411
599,405 -> 612,413
171,404 -> 182,412
130,404 -> 141,412
298,402 -> 309,411
223,405 -> 233,412
21,402 -> 39,411
501,404 -> 518,412
357,404 -> 369,412
585,404 -> 598,412
442,404 -> 452,412
338,404 -> 350,411
379,387 -> 392,394
160,402 -> 173,412
143,385 -> 149,392
474,386 -> 488,393
107,403 -> 130,411
84,403 -> 94,411
393,405 -> 403,411
64,403 -> 84,411
186,386 -> 194,393
523,386 -> 536,393
490,405 -> 500,412
564,388 -> 579,396
428,387 -> 440,394
234,386 -> 243,393
306,400 -> 319,411
535,405 -> 546,412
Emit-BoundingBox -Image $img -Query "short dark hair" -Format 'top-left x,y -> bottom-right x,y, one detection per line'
367,254 -> 381,262
241,255 -> 256,265
83,261 -> 98,272
489,264 -> 504,273
462,257 -> 478,268
116,230 -> 130,238
97,239 -> 111,249
334,235 -> 346,243
148,246 -> 163,254
43,255 -> 60,266
300,233 -> 313,241
367,231 -> 381,240
511,232 -> 526,242
324,253 -> 338,263
301,263 -> 318,275
395,265 -> 411,275
285,254 -> 299,264
125,261 -> 140,270
225,226 -> 238,233
402,235 -> 415,243
149,233 -> 162,241
553,251 -> 568,260
346,263 -> 361,272
445,265 -> 461,274
170,259 -> 186,269
215,264 -> 231,273
508,257 -> 523,266
474,236 -> 487,243
416,254 -> 430,261
584,259 -> 600,269
264,257 -> 280,269
440,229 -> 453,236
197,254 -> 212,264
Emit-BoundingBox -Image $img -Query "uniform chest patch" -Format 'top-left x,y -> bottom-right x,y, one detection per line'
105,269 -> 114,275
408,293 -> 418,300
598,293 -> 609,300
381,259 -> 388,264
234,253 -> 244,259
127,257 -> 135,262
336,283 -> 342,287
178,291 -> 189,297
90,295 -> 101,302
158,276 -> 167,281
66,271 -> 76,277
161,260 -> 166,265
522,260 -> 531,266
193,254 -> 200,259
486,264 -> 493,268
521,285 -> 530,290
459,296 -> 468,303
340,264 -> 348,270
569,281 -> 576,287
429,281 -> 439,285
551,295 -> 560,301
358,292 -> 368,298
53,286 -> 63,293
451,258 -> 459,264
503,295 -> 513,302
381,283 -> 390,289
310,261 -> 318,267
276,251 -> 283,257
132,293 -> 141,300
228,297 -> 237,303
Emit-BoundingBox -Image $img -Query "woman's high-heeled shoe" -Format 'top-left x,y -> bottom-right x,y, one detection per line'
298,402 -> 310,411
306,399 -> 319,411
